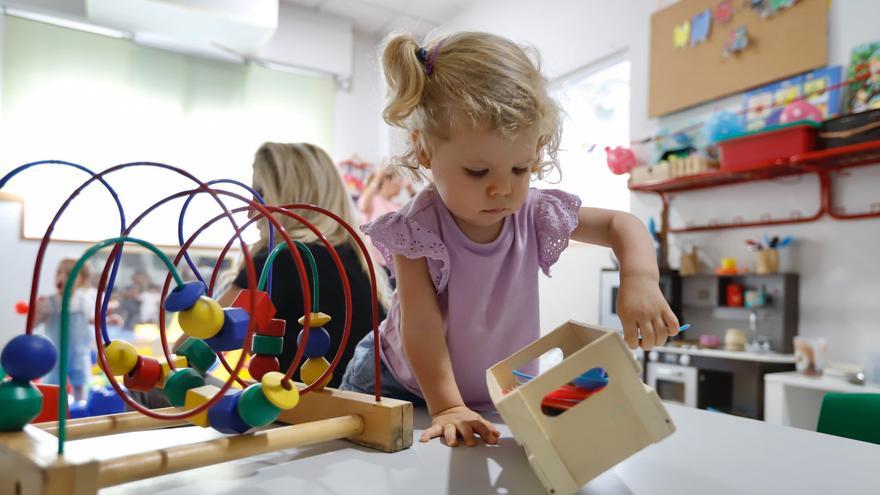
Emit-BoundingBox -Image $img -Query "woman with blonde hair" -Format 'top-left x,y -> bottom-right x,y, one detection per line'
218,142 -> 391,388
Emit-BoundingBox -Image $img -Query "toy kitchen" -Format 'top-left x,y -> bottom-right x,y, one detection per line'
601,268 -> 798,419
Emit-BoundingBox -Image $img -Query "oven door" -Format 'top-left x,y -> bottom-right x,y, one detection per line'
599,270 -> 622,330
647,362 -> 697,407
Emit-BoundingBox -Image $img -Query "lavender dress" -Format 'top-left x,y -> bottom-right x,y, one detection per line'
353,185 -> 580,411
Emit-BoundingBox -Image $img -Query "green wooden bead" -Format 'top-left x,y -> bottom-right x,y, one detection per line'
176,338 -> 217,374
251,335 -> 283,356
163,368 -> 205,407
0,381 -> 43,431
237,383 -> 281,427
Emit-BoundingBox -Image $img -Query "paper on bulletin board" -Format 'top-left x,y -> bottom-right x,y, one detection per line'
649,0 -> 828,117
743,66 -> 842,132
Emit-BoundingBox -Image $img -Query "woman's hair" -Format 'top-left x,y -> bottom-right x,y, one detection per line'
381,31 -> 561,179
234,142 -> 391,308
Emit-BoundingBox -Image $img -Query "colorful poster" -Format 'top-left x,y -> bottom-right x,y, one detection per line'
743,66 -> 842,131
845,42 -> 880,113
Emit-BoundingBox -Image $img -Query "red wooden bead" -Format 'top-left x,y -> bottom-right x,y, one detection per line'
248,354 -> 280,381
33,383 -> 63,423
123,355 -> 162,392
258,318 -> 286,337
231,289 -> 276,331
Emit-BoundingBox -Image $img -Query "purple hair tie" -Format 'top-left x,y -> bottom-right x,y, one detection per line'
416,40 -> 445,76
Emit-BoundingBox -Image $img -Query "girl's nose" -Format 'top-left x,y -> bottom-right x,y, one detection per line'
488,180 -> 512,198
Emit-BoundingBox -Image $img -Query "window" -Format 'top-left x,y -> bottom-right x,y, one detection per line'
1,16 -> 336,248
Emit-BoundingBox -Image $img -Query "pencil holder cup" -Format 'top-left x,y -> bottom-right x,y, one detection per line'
756,249 -> 779,274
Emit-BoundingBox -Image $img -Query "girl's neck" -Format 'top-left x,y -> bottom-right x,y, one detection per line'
451,215 -> 505,244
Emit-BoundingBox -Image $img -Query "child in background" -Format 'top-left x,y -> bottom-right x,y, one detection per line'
35,258 -> 96,402
358,165 -> 413,283
340,32 -> 679,447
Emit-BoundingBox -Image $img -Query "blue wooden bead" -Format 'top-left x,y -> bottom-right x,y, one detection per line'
86,386 -> 126,416
203,308 -> 250,352
296,327 -> 331,358
1,334 -> 57,381
0,381 -> 43,431
208,390 -> 251,434
163,281 -> 207,312
164,368 -> 205,407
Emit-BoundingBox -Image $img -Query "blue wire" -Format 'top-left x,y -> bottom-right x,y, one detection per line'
176,179 -> 274,296
1,160 -> 126,345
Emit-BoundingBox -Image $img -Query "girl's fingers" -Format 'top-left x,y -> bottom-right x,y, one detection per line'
420,424 -> 442,442
443,424 -> 459,447
622,318 -> 640,349
653,317 -> 669,347
663,309 -> 681,336
640,320 -> 656,350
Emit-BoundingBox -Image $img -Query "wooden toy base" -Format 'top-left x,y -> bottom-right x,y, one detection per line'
0,386 -> 412,495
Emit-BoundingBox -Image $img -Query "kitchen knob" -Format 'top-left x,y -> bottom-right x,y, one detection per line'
679,354 -> 691,366
648,350 -> 659,362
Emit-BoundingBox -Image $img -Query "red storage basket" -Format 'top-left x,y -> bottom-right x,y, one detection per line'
717,121 -> 820,171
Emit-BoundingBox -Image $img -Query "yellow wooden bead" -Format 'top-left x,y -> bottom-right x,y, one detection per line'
260,371 -> 300,410
155,355 -> 188,389
300,357 -> 332,389
178,297 -> 224,339
297,312 -> 332,327
103,340 -> 138,376
184,384 -> 220,427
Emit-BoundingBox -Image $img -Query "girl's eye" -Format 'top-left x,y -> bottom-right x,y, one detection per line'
512,167 -> 529,175
464,168 -> 489,178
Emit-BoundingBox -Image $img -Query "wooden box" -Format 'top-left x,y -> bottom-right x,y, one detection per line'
628,161 -> 670,185
487,321 -> 675,494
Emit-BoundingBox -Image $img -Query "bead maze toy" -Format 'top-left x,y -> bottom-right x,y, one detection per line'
0,161 -> 412,495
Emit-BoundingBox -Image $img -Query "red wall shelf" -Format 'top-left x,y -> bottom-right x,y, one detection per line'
629,140 -> 880,233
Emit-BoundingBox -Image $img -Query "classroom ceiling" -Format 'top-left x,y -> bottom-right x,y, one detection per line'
281,0 -> 470,37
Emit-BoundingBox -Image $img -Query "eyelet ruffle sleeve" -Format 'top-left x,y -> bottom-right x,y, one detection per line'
535,189 -> 582,276
361,213 -> 450,292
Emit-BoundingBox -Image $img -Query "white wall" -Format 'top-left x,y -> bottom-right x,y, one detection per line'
442,0 -> 880,366
332,32 -> 385,165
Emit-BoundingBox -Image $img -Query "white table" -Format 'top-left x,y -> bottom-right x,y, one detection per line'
87,403 -> 879,495
765,371 -> 880,430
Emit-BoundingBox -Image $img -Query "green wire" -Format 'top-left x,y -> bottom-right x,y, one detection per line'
258,241 -> 319,313
58,236 -> 185,454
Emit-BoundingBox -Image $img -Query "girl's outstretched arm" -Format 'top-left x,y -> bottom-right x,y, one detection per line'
571,207 -> 679,350
394,254 -> 500,447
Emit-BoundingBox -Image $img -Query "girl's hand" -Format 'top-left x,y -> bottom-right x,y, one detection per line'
617,274 -> 680,350
421,405 -> 501,447
34,295 -> 52,323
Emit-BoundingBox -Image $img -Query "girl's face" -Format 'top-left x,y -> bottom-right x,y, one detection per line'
421,126 -> 539,242
55,261 -> 85,293
380,173 -> 404,197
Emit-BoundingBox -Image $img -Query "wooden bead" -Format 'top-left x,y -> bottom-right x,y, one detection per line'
203,308 -> 249,352
260,371 -> 300,410
297,312 -> 332,327
251,335 -> 283,356
103,340 -> 139,376
86,386 -> 125,416
208,390 -> 251,434
296,327 -> 331,358
163,281 -> 206,312
0,381 -> 43,431
123,355 -> 162,392
183,384 -> 220,427
300,357 -> 332,389
247,354 -> 279,381
232,289 -> 276,331
259,318 -> 286,337
237,383 -> 281,428
155,355 -> 188,389
1,334 -> 57,381
178,297 -> 224,339
176,338 -> 217,374
163,368 -> 205,407
33,383 -> 61,423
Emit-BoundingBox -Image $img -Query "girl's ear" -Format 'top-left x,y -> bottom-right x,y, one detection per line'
411,130 -> 432,168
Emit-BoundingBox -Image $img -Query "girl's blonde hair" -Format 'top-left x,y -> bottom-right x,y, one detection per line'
235,142 -> 391,308
381,31 -> 561,179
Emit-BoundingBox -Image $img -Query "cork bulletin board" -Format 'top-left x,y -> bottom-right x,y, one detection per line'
649,0 -> 828,117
